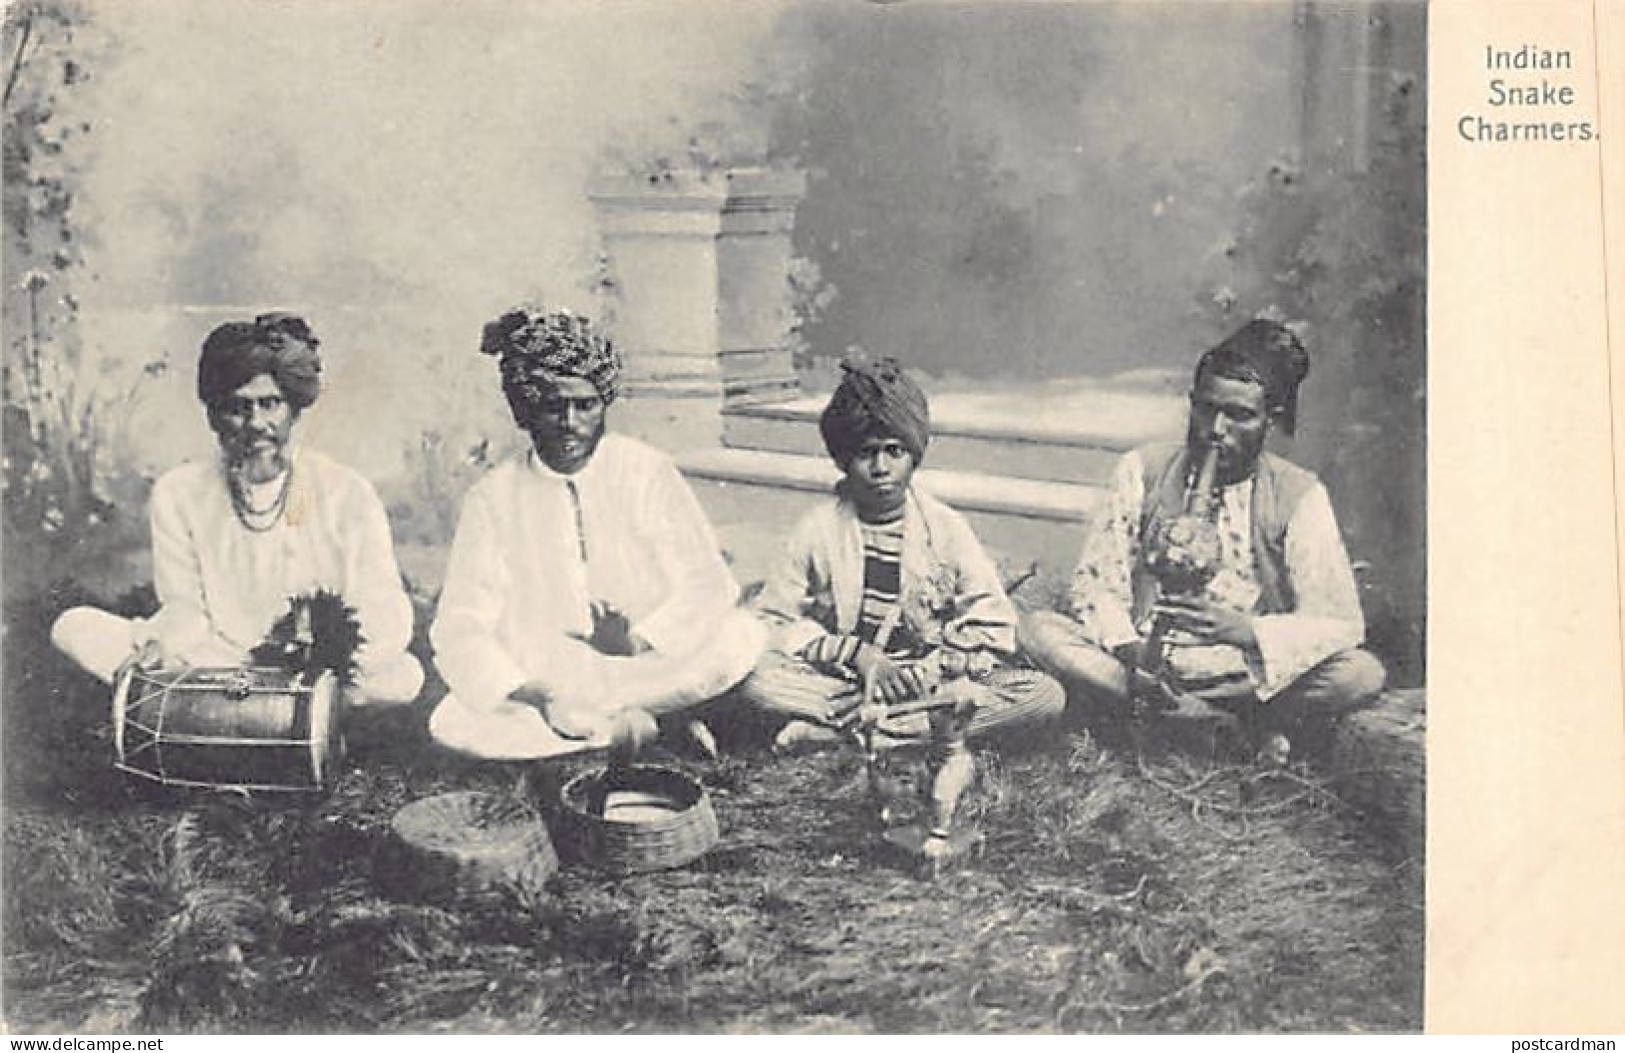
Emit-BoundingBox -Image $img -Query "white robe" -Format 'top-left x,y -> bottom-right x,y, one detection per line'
51,447 -> 422,702
427,434 -> 763,758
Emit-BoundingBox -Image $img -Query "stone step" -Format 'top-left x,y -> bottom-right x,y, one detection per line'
720,377 -> 1187,487
679,448 -> 1097,588
724,375 -> 800,404
678,446 -> 1104,523
718,345 -> 797,378
1329,689 -> 1425,861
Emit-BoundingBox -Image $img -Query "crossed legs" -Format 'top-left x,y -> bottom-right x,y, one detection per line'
50,605 -> 425,704
428,607 -> 765,760
1020,609 -> 1385,750
738,651 -> 1066,746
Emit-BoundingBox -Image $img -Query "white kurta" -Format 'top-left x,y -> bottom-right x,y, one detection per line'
428,434 -> 763,758
1070,447 -> 1365,700
52,447 -> 422,701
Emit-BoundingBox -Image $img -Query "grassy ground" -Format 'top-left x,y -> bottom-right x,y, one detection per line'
2,582 -> 1421,1034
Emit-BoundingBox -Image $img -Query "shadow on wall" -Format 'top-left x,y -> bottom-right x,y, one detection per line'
766,2 -> 1308,379
1212,5 -> 1426,688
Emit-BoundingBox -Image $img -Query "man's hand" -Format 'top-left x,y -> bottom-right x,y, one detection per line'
1152,596 -> 1256,648
851,644 -> 926,706
1111,638 -> 1147,672
121,637 -> 173,675
929,646 -> 989,683
574,602 -> 654,657
135,638 -> 169,670
511,682 -> 604,741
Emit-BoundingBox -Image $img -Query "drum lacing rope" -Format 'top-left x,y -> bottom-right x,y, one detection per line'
151,664 -> 199,783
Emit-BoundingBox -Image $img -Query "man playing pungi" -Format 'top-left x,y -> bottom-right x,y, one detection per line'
741,359 -> 1064,750
1022,319 -> 1385,762
427,307 -> 764,758
51,313 -> 423,703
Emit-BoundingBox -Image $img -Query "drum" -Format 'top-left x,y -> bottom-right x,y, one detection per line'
112,665 -> 342,791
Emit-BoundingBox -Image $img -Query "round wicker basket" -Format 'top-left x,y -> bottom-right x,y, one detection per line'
381,791 -> 558,903
559,764 -> 719,874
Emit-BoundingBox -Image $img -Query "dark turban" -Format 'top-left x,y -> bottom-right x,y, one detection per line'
819,357 -> 931,467
1196,319 -> 1311,434
197,312 -> 322,411
480,307 -> 622,418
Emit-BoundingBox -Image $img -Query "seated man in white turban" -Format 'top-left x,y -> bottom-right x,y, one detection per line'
427,306 -> 764,759
51,313 -> 423,703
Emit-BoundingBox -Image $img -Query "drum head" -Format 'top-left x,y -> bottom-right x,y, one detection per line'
112,665 -> 174,767
111,664 -> 134,764
307,670 -> 340,787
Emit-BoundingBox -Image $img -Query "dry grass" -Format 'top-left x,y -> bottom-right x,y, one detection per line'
2,583 -> 1421,1034
2,725 -> 1421,1031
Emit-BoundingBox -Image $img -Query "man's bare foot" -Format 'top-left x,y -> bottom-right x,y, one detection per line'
772,719 -> 843,754
542,697 -> 606,741
606,708 -> 658,763
685,718 -> 719,760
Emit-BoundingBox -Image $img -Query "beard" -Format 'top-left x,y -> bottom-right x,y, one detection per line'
530,416 -> 607,475
223,430 -> 291,484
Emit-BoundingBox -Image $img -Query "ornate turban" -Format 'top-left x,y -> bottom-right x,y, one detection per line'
1196,318 -> 1311,434
479,306 -> 622,415
197,312 -> 322,411
819,357 -> 931,467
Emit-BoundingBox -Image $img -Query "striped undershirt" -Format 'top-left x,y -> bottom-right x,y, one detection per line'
800,508 -> 909,668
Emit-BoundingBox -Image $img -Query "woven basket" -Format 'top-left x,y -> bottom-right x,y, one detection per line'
559,764 -> 719,874
381,791 -> 558,903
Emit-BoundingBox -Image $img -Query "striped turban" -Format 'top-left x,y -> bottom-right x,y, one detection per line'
480,307 -> 622,415
1196,319 -> 1311,434
819,357 -> 931,467
197,313 -> 322,411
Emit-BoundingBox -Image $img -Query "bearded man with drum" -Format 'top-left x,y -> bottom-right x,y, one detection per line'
50,313 -> 423,704
1021,320 -> 1385,763
426,306 -> 764,759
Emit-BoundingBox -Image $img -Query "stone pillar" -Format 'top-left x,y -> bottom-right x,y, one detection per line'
589,167 -> 806,452
1297,2 -> 1391,177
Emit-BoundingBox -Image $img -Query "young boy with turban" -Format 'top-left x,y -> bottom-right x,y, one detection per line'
51,313 -> 423,703
427,306 -> 764,759
741,358 -> 1064,748
1021,319 -> 1385,763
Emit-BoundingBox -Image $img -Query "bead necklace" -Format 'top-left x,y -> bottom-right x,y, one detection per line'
229,465 -> 294,533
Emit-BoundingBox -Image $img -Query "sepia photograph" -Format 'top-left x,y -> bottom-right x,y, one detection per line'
2,0 -> 1427,1033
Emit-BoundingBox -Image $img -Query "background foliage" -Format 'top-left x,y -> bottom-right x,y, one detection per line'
3,0 -> 160,598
